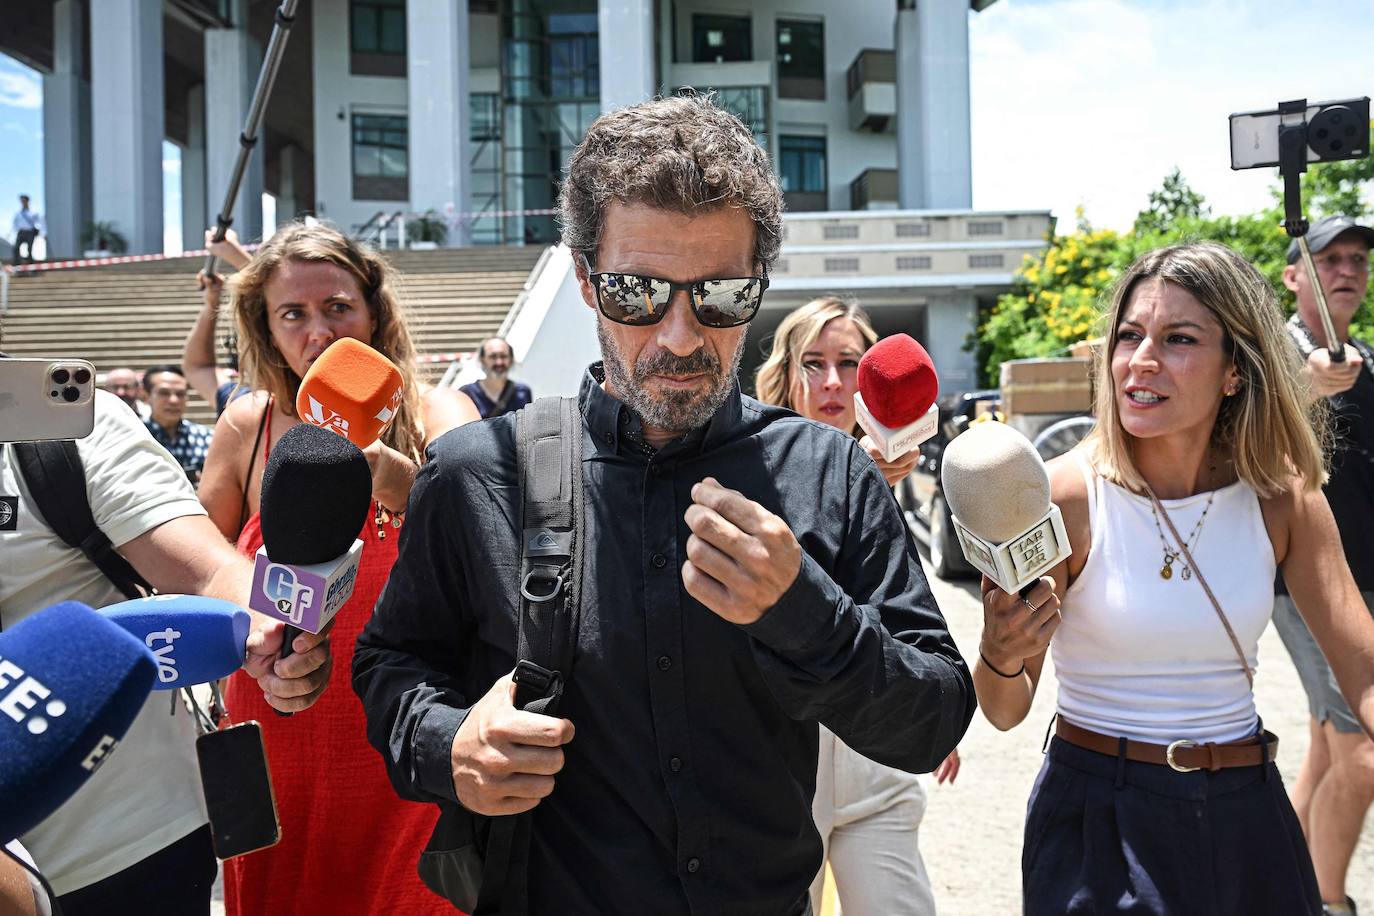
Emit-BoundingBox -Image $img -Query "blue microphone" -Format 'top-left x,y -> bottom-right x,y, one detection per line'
0,601 -> 156,840
100,595 -> 251,689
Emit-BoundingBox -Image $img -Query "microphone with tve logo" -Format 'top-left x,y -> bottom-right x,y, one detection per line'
854,334 -> 941,462
939,420 -> 1071,596
99,595 -> 251,689
295,337 -> 403,449
249,423 -> 371,673
0,601 -> 156,840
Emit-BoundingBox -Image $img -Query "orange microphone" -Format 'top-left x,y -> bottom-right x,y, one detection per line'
295,338 -> 404,448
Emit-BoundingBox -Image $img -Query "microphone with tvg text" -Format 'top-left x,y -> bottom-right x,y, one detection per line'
248,338 -> 400,712
939,420 -> 1071,597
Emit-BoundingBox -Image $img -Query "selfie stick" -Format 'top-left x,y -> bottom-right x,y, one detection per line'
1276,98 -> 1345,362
204,0 -> 300,276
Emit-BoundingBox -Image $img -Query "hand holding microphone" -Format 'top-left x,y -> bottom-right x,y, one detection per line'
939,422 -> 1067,674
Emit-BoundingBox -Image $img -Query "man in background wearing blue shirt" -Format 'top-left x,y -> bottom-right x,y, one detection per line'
460,337 -> 533,418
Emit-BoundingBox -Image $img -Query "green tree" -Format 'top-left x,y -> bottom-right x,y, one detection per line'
1133,167 -> 1209,235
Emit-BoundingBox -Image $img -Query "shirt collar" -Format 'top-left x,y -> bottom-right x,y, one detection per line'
577,362 -> 744,459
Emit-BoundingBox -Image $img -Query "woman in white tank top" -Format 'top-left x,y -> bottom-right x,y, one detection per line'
974,242 -> 1374,916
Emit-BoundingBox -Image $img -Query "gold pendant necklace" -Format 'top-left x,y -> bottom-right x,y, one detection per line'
1149,487 -> 1216,582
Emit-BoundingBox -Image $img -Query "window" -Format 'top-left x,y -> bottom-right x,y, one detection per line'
968,220 -> 1004,236
895,222 -> 930,237
822,224 -> 858,240
351,0 -> 406,76
778,135 -> 826,194
776,19 -> 824,100
352,114 -> 408,200
824,257 -> 859,273
896,256 -> 932,270
471,94 -> 500,142
969,253 -> 1005,269
693,13 -> 751,63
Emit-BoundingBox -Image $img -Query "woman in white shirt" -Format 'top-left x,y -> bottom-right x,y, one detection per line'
975,241 -> 1374,915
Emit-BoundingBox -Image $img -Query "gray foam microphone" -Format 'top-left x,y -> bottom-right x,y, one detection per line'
939,421 -> 1071,595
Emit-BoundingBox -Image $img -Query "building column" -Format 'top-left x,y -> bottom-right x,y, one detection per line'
205,0 -> 265,244
897,0 -> 972,209
42,0 -> 91,258
599,0 -> 655,112
925,294 -> 979,392
895,1 -> 922,209
181,84 -> 208,251
408,0 -> 471,246
90,0 -> 162,254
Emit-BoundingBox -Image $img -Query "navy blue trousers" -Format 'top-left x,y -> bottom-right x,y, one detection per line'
1023,737 -> 1319,915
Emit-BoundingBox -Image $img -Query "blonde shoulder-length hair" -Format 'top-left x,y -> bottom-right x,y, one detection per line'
755,296 -> 878,414
1083,240 -> 1329,497
230,221 -> 426,464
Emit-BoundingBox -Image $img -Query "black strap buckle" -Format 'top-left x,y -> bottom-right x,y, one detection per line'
512,660 -> 562,709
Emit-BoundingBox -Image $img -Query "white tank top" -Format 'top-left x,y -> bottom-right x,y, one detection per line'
1053,454 -> 1273,744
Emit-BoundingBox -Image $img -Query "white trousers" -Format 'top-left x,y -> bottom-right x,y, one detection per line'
809,727 -> 936,916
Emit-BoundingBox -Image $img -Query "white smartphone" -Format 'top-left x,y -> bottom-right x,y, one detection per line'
0,358 -> 98,442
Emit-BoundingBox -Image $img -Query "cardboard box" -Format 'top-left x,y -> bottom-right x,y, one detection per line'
999,357 -> 1093,416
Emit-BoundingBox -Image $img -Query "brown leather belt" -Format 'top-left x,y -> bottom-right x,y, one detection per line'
1055,719 -> 1279,773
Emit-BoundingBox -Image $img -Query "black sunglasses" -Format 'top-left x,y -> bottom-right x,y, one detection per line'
585,261 -> 768,328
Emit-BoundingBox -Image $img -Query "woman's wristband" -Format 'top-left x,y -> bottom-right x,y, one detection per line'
979,649 -> 1025,679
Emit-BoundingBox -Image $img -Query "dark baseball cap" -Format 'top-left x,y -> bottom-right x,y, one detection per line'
1287,215 -> 1374,263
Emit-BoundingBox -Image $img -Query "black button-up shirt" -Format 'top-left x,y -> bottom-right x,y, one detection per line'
354,365 -> 974,915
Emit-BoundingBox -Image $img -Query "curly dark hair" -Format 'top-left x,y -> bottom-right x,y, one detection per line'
558,93 -> 784,270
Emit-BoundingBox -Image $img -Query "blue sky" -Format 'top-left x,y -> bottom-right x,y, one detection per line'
3,0 -> 1372,251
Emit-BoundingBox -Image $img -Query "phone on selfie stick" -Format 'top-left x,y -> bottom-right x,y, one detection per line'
1229,96 -> 1371,361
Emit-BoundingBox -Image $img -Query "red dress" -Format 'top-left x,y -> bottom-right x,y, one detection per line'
223,420 -> 451,915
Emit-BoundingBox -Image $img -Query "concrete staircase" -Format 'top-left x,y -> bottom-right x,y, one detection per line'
0,246 -> 545,424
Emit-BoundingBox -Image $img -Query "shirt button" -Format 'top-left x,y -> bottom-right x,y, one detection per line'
603,432 -> 614,445
686,857 -> 700,874
651,553 -> 667,569
656,655 -> 672,671
669,755 -> 682,772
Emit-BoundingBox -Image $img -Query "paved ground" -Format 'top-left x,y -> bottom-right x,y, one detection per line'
213,559 -> 1373,916
916,563 -> 1374,915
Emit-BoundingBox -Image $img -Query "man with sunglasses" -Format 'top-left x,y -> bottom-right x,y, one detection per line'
355,94 -> 974,915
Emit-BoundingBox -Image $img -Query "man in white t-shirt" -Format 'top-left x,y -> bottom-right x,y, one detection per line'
0,390 -> 333,914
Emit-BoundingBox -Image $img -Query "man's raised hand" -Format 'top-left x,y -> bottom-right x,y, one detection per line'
682,476 -> 802,625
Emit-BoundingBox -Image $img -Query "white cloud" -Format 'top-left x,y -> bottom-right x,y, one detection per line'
0,70 -> 41,110
969,0 -> 1374,232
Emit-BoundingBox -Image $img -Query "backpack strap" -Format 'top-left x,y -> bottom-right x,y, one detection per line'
475,396 -> 584,915
11,439 -> 151,601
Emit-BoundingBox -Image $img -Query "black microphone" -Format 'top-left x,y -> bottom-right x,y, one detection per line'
249,424 -> 372,664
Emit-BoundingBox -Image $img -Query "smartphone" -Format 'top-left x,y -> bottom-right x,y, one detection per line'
1229,97 -> 1370,170
0,358 -> 97,443
195,722 -> 282,859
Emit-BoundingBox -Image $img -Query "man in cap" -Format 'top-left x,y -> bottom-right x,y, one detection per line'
1271,214 -> 1374,916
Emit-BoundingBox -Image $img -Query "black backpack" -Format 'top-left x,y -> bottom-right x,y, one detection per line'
416,396 -> 585,915
10,439 -> 151,601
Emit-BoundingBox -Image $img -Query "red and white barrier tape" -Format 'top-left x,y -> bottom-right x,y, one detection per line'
416,351 -> 473,364
4,249 -> 212,274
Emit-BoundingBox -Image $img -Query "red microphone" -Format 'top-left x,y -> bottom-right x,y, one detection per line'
854,333 -> 940,461
295,338 -> 403,448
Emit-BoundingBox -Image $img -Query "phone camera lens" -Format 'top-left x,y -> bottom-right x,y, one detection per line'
51,368 -> 70,385
74,368 -> 91,384
62,386 -> 80,403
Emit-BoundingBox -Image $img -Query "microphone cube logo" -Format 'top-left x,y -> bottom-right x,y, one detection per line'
260,565 -> 316,624
303,395 -> 350,437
